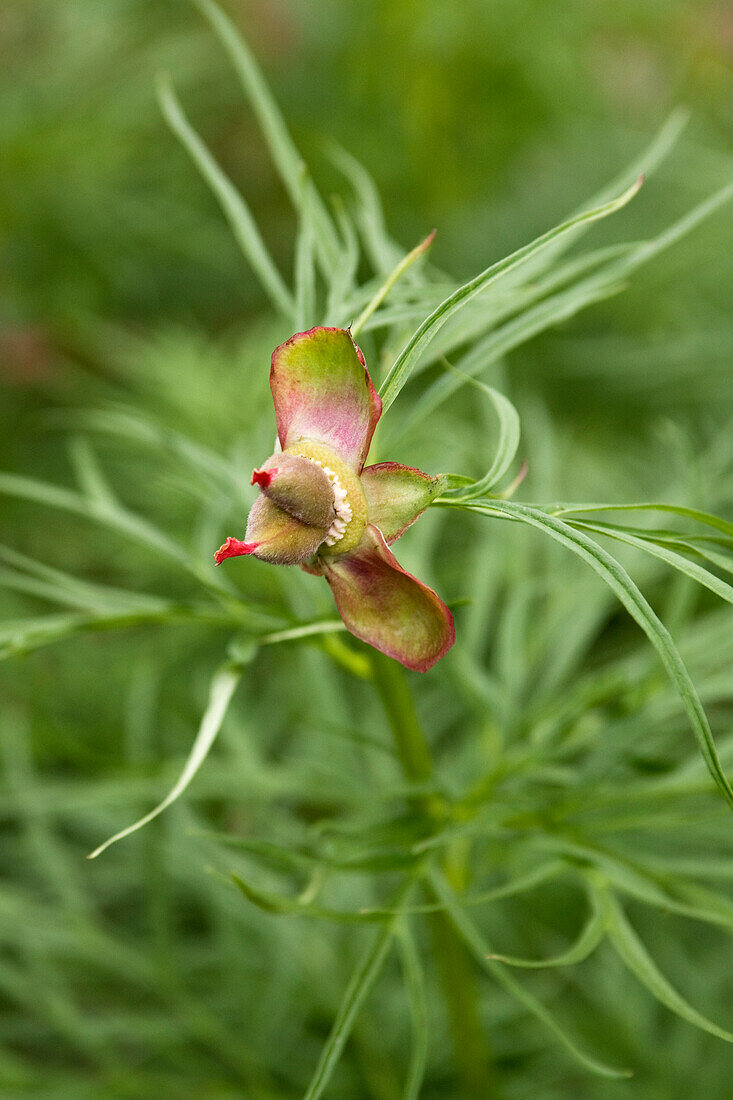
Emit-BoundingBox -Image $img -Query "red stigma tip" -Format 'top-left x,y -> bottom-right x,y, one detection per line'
251,467 -> 274,489
214,537 -> 258,564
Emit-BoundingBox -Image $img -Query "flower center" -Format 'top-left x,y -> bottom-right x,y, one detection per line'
284,441 -> 367,555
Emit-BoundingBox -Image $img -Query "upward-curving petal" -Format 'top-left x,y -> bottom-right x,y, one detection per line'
321,525 -> 454,672
360,463 -> 445,544
270,327 -> 381,471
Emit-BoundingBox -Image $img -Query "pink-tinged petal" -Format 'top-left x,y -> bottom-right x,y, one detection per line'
322,525 -> 454,672
271,327 -> 381,471
360,463 -> 444,544
252,452 -> 335,527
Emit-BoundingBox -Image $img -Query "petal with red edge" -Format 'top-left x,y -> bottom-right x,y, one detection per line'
360,463 -> 444,544
270,327 -> 381,471
322,525 -> 454,672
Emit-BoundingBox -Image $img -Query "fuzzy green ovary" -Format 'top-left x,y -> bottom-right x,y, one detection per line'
285,440 -> 368,555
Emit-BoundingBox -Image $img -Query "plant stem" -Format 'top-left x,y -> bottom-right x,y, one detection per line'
369,651 -> 498,1097
370,651 -> 433,785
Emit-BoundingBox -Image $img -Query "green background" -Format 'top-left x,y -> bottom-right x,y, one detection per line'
1,2 -> 732,1097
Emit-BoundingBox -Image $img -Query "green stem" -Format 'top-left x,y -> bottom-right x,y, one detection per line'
370,651 -> 433,785
369,651 -> 498,1097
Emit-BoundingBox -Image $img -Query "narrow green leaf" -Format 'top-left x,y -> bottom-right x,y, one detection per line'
595,862 -> 733,935
51,406 -> 248,502
396,179 -> 733,436
351,231 -> 436,337
521,107 -> 688,280
584,108 -> 689,206
294,169 -> 317,330
324,200 -> 361,324
568,520 -> 733,605
193,0 -> 341,272
360,860 -> 565,916
259,619 -> 345,646
378,178 -> 642,414
87,664 -> 242,858
488,890 -> 607,969
327,141 -> 404,274
441,499 -> 733,807
552,501 -> 733,540
157,74 -> 294,316
0,611 -> 158,661
67,436 -> 119,509
429,870 -> 631,1078
0,471 -> 234,599
395,256 -> 624,437
599,888 -> 733,1042
231,873 -> 385,923
302,879 -> 415,1100
0,544 -> 169,614
440,365 -> 521,496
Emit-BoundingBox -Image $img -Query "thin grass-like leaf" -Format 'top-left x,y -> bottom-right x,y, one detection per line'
552,501 -> 733,539
0,471 -> 234,599
598,887 -> 733,1042
327,141 -> 404,274
67,436 -> 119,509
488,889 -> 607,969
378,178 -> 642,414
157,75 -> 294,317
567,519 -> 733,605
324,200 -> 361,324
231,873 -> 386,923
519,107 -> 689,282
591,862 -> 733,935
429,870 -> 631,1078
294,168 -> 317,330
439,498 -> 733,807
87,664 -> 243,858
398,181 -> 733,437
440,365 -> 520,496
193,0 -> 341,273
302,878 -> 415,1100
51,406 -> 247,502
351,231 -> 436,338
360,860 -> 565,916
394,251 -> 629,435
395,273 -> 623,438
0,545 -> 171,613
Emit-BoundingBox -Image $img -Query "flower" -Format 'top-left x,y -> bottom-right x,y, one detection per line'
215,327 -> 455,671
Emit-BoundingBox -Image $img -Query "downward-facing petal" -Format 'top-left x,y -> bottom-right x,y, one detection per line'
360,463 -> 444,544
322,525 -> 454,672
270,327 -> 381,471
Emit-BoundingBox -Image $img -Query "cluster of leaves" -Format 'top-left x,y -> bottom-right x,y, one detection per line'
2,2 -> 733,1097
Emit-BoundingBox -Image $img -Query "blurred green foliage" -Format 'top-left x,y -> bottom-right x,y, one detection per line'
1,1 -> 733,1097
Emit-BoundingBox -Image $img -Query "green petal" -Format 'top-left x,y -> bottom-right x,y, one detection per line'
360,463 -> 444,544
270,327 -> 381,471
322,525 -> 454,672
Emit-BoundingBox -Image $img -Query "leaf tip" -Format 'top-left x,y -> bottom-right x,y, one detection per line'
419,229 -> 437,252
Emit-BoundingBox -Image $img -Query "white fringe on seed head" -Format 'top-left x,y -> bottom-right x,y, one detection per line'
306,457 -> 353,546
